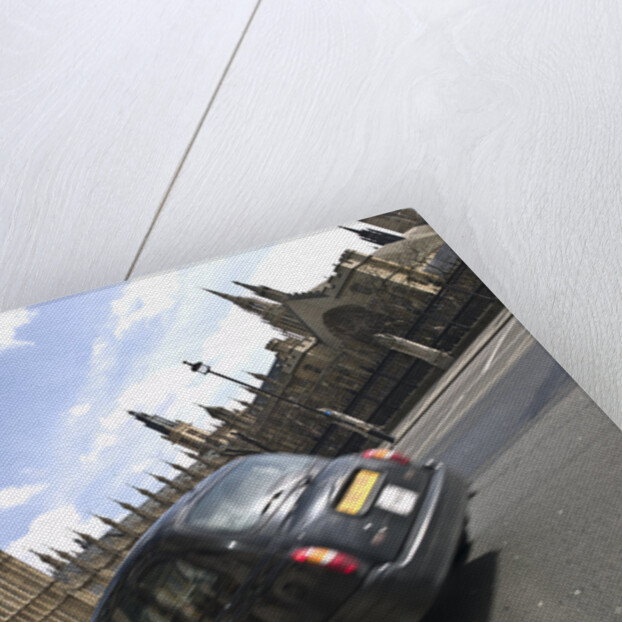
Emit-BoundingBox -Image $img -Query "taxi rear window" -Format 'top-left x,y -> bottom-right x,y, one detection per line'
186,454 -> 315,532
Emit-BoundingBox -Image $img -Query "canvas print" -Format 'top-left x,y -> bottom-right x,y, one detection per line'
0,209 -> 620,622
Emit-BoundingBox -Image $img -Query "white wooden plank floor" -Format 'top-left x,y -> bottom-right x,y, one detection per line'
1,1 -> 621,429
0,0 -> 258,309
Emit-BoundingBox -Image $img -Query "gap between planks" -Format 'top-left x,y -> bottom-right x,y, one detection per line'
124,0 -> 264,282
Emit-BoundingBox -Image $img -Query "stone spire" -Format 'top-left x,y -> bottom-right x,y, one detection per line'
127,410 -> 175,435
112,499 -> 160,522
130,408 -> 214,452
339,225 -> 404,246
73,531 -> 118,553
203,289 -> 308,336
235,399 -> 255,412
131,485 -> 176,507
52,549 -> 101,575
93,515 -> 141,538
148,473 -> 195,493
52,550 -> 117,583
31,550 -> 65,571
164,460 -> 204,479
203,289 -> 275,315
245,371 -> 272,383
195,403 -> 237,421
232,281 -> 291,303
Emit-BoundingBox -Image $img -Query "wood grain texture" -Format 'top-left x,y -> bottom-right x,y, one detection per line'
0,0 -> 257,311
134,0 -> 622,429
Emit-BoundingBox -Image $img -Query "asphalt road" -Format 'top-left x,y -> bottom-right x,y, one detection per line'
395,318 -> 622,622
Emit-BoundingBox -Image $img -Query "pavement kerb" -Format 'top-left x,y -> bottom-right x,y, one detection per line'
389,309 -> 515,445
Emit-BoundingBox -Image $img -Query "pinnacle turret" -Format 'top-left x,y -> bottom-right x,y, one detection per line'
339,225 -> 404,246
195,403 -> 237,421
245,386 -> 265,397
52,549 -> 101,574
73,531 -> 118,553
93,514 -> 141,538
111,499 -> 160,522
31,549 -> 65,571
235,399 -> 254,408
164,460 -> 203,479
131,485 -> 176,507
148,473 -> 195,492
202,289 -> 275,314
232,282 -> 291,303
202,288 -> 308,337
245,371 -> 272,383
127,410 -> 176,435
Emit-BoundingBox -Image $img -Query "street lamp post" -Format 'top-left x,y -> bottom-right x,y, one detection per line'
183,361 -> 394,443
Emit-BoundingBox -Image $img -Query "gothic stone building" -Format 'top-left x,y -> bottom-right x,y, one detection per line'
0,406 -> 260,621
0,210 -> 500,620
202,211 -> 496,455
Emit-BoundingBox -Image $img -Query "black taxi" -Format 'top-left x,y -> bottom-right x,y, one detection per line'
91,450 -> 469,621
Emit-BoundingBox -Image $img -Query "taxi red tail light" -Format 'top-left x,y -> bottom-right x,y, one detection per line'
362,448 -> 411,465
291,547 -> 360,574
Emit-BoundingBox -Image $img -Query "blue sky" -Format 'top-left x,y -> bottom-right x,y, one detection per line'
0,225 -> 378,572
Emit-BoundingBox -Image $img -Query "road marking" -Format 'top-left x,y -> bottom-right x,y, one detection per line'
482,322 -> 514,374
404,329 -> 533,459
391,311 -> 515,441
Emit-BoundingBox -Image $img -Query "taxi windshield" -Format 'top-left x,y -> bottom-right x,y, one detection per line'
185,454 -> 316,532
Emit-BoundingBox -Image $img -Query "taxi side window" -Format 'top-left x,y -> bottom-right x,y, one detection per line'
110,557 -> 236,622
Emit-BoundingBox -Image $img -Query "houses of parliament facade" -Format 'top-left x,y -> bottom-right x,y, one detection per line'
0,210 -> 501,621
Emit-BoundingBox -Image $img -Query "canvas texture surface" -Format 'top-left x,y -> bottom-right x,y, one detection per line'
0,209 -> 620,622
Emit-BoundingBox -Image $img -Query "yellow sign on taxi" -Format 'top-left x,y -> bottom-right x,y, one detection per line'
337,469 -> 380,515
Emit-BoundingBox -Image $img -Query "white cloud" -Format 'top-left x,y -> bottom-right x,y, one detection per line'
79,433 -> 118,464
200,307 -> 276,375
0,308 -> 37,353
97,366 -> 192,433
67,403 -> 91,418
129,458 -> 154,474
97,364 -> 224,438
98,407 -> 128,432
45,233 -> 358,524
0,483 -> 48,510
174,452 -> 196,469
6,505 -> 106,573
90,337 -> 115,375
111,273 -> 180,339
117,365 -> 190,412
